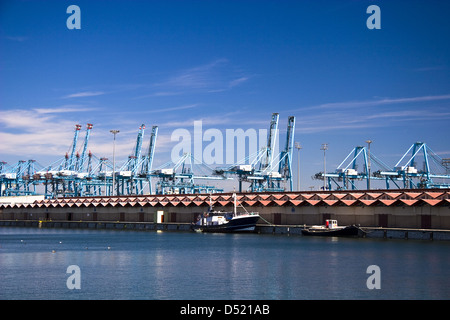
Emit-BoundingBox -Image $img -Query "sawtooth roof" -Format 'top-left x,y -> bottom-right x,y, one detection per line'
2,189 -> 450,209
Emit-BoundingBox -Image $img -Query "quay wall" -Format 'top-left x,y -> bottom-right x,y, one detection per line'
1,220 -> 450,241
0,189 -> 449,230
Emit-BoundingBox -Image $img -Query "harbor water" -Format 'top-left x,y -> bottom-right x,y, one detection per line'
0,227 -> 449,300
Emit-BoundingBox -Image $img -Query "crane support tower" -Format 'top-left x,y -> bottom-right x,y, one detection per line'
214,113 -> 295,193
379,142 -> 450,189
140,125 -> 158,194
314,142 -> 450,190
66,124 -> 82,171
77,123 -> 93,173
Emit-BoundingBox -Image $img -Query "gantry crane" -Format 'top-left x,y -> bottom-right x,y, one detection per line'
214,113 -> 296,192
114,124 -> 146,195
0,159 -> 44,196
314,142 -> 450,190
213,113 -> 280,192
153,152 -> 225,195
139,125 -> 158,194
33,123 -> 97,198
76,123 -> 93,173
378,142 -> 450,189
65,124 -> 82,172
314,145 -> 393,190
0,161 -> 15,196
276,115 -> 296,191
114,124 -> 160,195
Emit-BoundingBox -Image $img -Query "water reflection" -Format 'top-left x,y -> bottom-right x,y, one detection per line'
1,228 -> 449,299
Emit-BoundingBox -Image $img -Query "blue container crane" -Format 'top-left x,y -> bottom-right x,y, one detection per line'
76,123 -> 93,173
66,124 -> 82,171
381,142 -> 450,189
213,113 -> 295,193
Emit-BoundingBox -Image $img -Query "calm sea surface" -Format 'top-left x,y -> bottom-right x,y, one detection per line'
0,227 -> 449,300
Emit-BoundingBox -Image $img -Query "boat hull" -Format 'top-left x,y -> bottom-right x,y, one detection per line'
301,225 -> 364,237
192,215 -> 260,233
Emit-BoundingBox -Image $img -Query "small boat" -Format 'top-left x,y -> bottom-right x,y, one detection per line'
191,193 -> 260,233
301,220 -> 364,237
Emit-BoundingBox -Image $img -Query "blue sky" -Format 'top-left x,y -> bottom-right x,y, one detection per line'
1,0 -> 450,191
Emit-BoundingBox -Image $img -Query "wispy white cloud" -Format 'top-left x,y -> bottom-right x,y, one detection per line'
364,110 -> 450,122
413,66 -> 446,72
229,77 -> 249,88
302,94 -> 450,111
0,109 -> 77,158
127,60 -> 251,98
157,59 -> 229,89
158,116 -> 233,129
153,104 -> 200,113
292,93 -> 450,134
33,105 -> 97,114
0,108 -> 132,161
4,35 -> 28,42
63,91 -> 106,99
133,91 -> 184,99
147,59 -> 250,97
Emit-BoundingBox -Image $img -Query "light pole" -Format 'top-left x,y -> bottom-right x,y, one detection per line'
320,143 -> 328,191
366,139 -> 373,190
110,130 -> 120,196
295,142 -> 302,191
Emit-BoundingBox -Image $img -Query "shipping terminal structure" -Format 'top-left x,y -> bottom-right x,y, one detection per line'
1,113 -> 450,199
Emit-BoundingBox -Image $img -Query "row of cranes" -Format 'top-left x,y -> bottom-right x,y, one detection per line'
0,124 -> 96,196
314,141 -> 450,190
0,113 -> 297,198
0,123 -> 158,198
213,113 -> 296,193
2,112 -> 448,198
152,113 -> 296,194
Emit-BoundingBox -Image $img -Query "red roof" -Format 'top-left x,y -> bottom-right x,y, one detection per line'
420,199 -> 442,206
359,199 -> 376,206
273,200 -> 287,206
377,199 -> 396,206
424,192 -> 443,199
2,189 -> 449,209
340,199 -> 356,206
289,200 -> 303,206
398,199 -> 418,206
258,200 -> 272,206
322,199 -> 338,206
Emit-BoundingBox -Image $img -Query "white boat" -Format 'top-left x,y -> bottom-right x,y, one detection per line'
191,193 -> 260,233
302,219 -> 365,237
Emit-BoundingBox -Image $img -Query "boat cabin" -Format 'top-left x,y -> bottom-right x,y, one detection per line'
200,214 -> 228,226
325,219 -> 338,229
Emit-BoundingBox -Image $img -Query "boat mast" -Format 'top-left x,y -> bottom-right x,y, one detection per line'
209,192 -> 212,212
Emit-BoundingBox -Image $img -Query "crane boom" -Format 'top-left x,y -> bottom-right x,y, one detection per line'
278,116 -> 296,190
261,113 -> 279,172
77,123 -> 93,172
67,124 -> 82,171
144,125 -> 158,175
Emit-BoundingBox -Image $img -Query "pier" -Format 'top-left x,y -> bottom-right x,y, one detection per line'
2,189 -> 450,227
1,219 -> 450,241
1,188 -> 450,241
